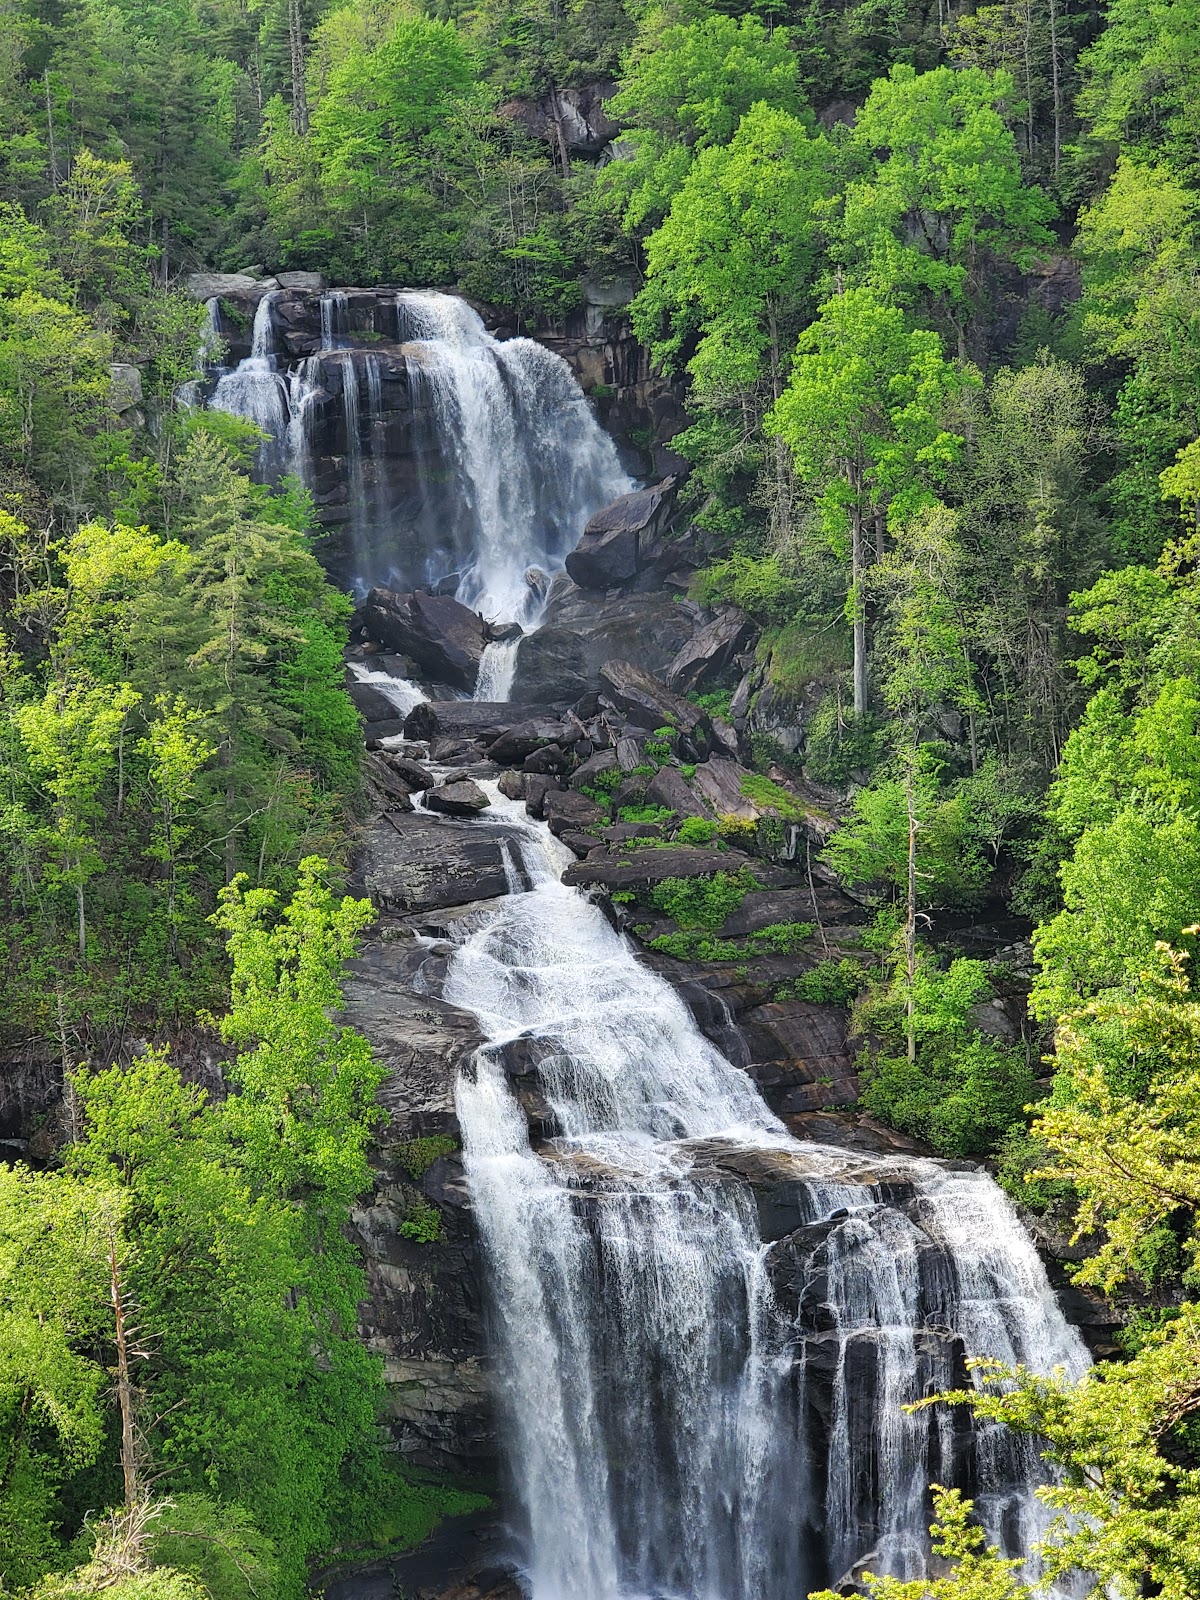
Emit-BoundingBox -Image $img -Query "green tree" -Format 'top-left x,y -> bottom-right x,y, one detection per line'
601,11 -> 806,233
632,102 -> 832,534
768,287 -> 972,712
838,63 -> 1056,357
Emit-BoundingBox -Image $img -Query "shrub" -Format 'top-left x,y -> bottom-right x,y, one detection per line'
860,1035 -> 1035,1157
676,816 -> 720,845
617,804 -> 674,825
396,1135 -> 457,1178
804,696 -> 883,784
650,867 -> 761,929
399,1199 -> 443,1244
691,689 -> 733,720
781,958 -> 865,1006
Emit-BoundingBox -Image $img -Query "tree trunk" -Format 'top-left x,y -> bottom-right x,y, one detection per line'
904,759 -> 918,1064
288,0 -> 309,135
851,506 -> 867,717
1049,0 -> 1062,179
75,872 -> 86,961
108,1231 -> 139,1512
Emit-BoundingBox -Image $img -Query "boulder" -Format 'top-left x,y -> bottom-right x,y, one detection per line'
497,770 -> 528,800
347,678 -> 408,723
599,660 -> 712,756
564,479 -> 677,590
356,813 -> 516,913
380,754 -> 436,791
510,585 -> 695,704
644,766 -> 709,820
276,270 -> 326,290
485,717 -> 569,765
690,757 -> 760,821
362,588 -> 488,691
496,82 -> 619,157
109,362 -> 143,410
543,788 -> 605,838
666,608 -> 755,696
363,752 -> 414,808
524,774 -> 563,818
404,701 -> 564,744
523,744 -> 567,775
185,271 -> 260,299
569,748 -> 618,790
425,780 -> 491,817
564,844 -> 764,896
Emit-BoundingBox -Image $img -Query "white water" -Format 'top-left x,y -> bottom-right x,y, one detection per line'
346,659 -> 426,718
396,292 -> 632,698
203,287 -> 632,699
446,795 -> 1089,1599
209,292 -> 288,462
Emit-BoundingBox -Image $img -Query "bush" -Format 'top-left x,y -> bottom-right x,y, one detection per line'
676,817 -> 720,845
396,1136 -> 457,1178
803,696 -> 883,784
782,957 -> 865,1005
650,867 -> 761,929
691,689 -> 733,720
617,804 -> 674,825
861,1035 -> 1035,1157
399,1199 -> 443,1244
647,920 -> 813,963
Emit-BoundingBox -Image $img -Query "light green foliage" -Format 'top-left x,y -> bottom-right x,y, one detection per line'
63,863 -> 389,1590
396,1136 -> 458,1179
399,1199 -> 444,1245
650,867 -> 761,931
771,288 -> 971,547
1032,675 -> 1200,1019
648,920 -> 813,963
825,765 -> 988,912
675,817 -> 719,846
923,1309 -> 1200,1600
0,1168 -> 122,1586
857,955 -> 1035,1156
780,958 -> 865,1007
602,12 -> 806,232
1076,0 -> 1200,173
632,104 -> 832,394
617,804 -> 674,825
150,1496 -> 280,1600
738,771 -> 801,820
213,858 -> 381,1207
1074,156 -> 1200,560
838,63 -> 1056,351
809,1484 -> 1029,1600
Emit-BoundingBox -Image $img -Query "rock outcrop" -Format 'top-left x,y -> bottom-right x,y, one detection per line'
360,589 -> 489,693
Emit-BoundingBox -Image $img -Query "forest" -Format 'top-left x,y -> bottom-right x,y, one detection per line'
0,0 -> 1199,1597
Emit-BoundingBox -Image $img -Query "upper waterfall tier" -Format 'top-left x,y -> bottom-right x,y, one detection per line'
447,794 -> 1090,1600
200,287 -> 633,618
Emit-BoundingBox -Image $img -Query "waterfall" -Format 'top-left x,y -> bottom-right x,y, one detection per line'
346,659 -> 426,718
395,291 -> 631,641
446,794 -> 1090,1600
209,292 -> 288,465
203,288 -> 631,689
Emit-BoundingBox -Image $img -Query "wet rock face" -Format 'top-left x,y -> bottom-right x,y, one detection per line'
203,287 -> 685,589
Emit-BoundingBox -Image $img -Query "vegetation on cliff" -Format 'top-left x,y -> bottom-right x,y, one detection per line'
1,0 -> 1199,1591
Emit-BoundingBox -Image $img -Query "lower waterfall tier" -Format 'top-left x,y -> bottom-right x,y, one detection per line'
441,793 -> 1089,1600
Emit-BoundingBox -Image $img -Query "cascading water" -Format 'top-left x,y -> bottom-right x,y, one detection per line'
202,287 -> 631,698
396,292 -> 631,698
445,793 -> 1090,1600
209,292 -> 288,467
395,292 -> 630,627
